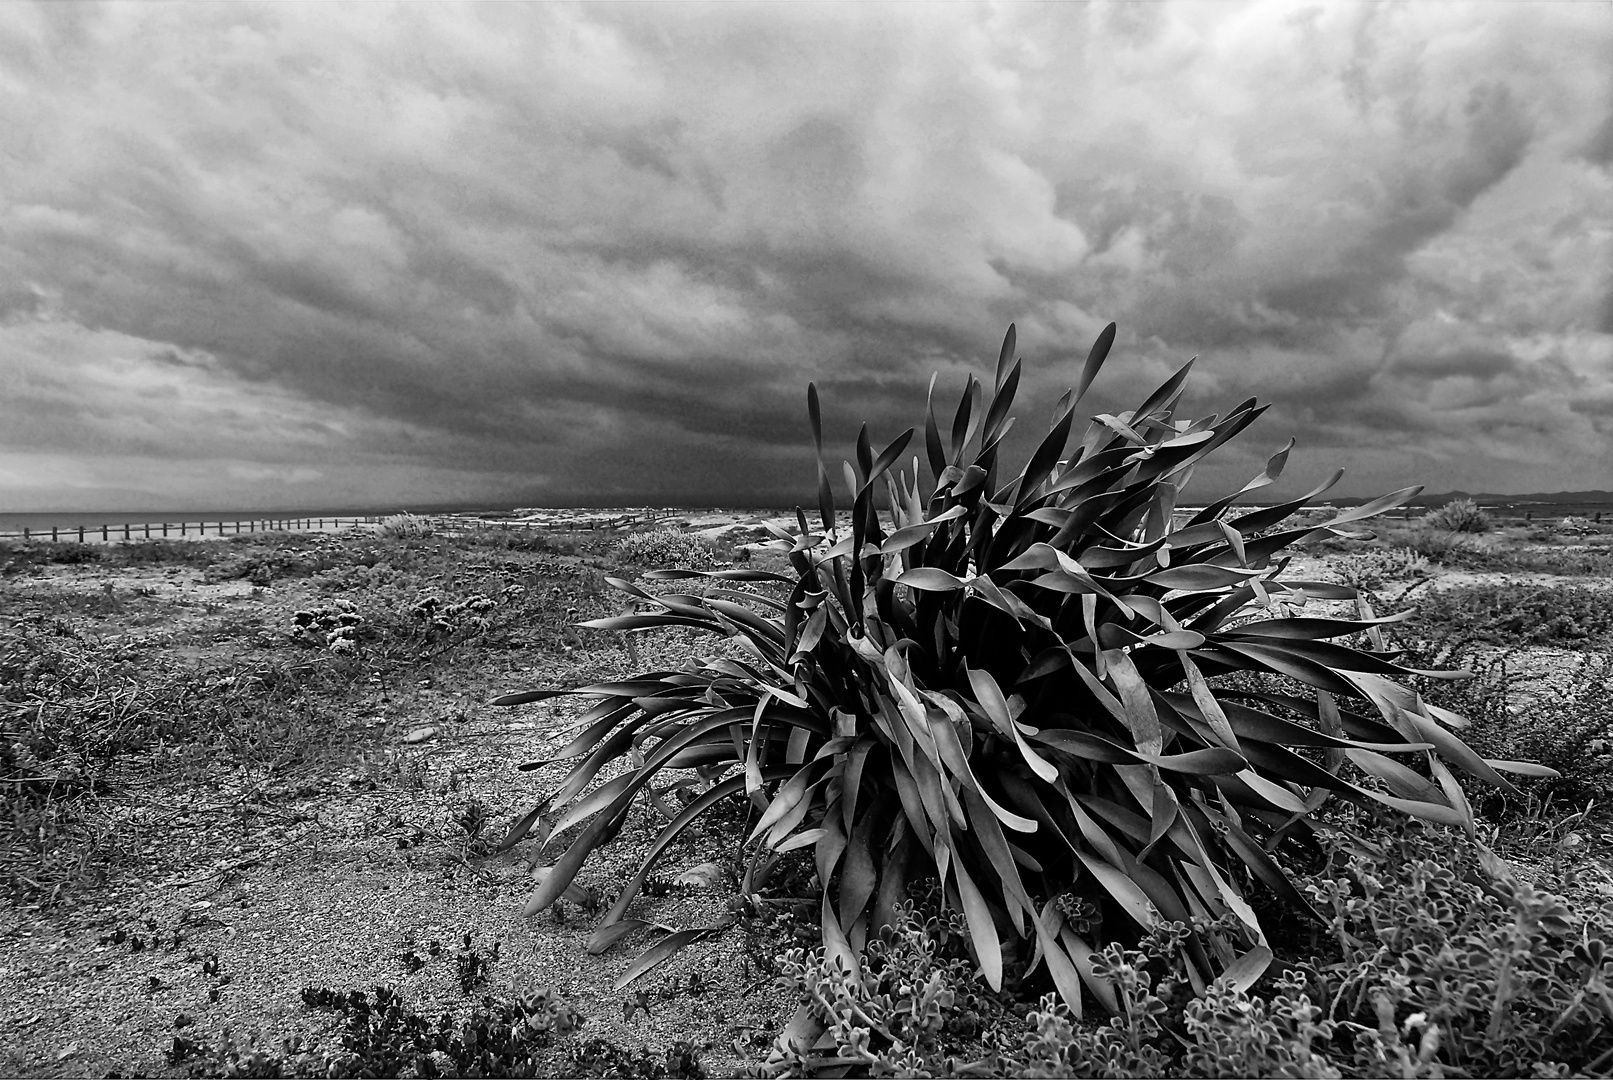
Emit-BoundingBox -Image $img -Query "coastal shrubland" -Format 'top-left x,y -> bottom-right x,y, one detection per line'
3,329 -> 1613,1076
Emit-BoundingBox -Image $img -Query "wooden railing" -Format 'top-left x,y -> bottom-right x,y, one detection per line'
0,509 -> 689,543
0,516 -> 381,543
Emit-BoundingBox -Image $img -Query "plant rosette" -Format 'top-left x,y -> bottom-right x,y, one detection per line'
493,322 -> 1557,1018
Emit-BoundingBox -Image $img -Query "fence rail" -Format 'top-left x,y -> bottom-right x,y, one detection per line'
0,516 -> 381,543
0,508 -> 688,544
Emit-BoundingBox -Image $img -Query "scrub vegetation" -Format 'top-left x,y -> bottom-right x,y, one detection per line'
4,325 -> 1613,1077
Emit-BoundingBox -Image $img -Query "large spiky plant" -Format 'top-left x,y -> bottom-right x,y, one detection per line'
492,323 -> 1553,1015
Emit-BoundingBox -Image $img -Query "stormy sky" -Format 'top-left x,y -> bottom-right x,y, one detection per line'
1,2 -> 1610,513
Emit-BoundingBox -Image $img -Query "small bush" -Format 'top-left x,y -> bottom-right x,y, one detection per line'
202,546 -> 340,585
290,600 -> 367,653
1510,544 -> 1613,576
1332,547 -> 1431,591
760,892 -> 1015,1076
378,513 -> 435,540
765,821 -> 1613,1078
1424,498 -> 1491,533
569,1037 -> 707,1079
184,983 -> 584,1078
1396,526 -> 1498,567
0,540 -> 103,573
611,527 -> 718,570
459,529 -> 589,557
1409,582 -> 1613,647
1410,644 -> 1613,804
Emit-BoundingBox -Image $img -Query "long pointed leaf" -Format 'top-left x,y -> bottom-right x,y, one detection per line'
1077,322 -> 1116,403
995,323 -> 1017,389
612,921 -> 733,990
924,373 -> 947,479
951,854 -> 1004,991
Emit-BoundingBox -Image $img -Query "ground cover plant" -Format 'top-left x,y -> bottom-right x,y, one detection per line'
1359,517 -> 1613,576
493,323 -> 1555,1034
1387,584 -> 1613,808
765,816 -> 1613,1077
1409,582 -> 1613,648
1330,546 -> 1431,592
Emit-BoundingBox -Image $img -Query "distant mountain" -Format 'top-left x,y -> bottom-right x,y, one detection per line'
1313,490 -> 1613,508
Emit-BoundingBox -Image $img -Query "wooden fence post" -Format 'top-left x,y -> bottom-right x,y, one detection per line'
101,525 -> 108,541
162,522 -> 168,536
78,526 -> 84,542
51,527 -> 58,542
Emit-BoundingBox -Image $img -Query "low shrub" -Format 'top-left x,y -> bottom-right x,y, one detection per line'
107,539 -> 228,567
762,820 -> 1613,1078
456,528 -> 592,557
1409,582 -> 1613,647
378,513 -> 435,540
1332,547 -> 1431,591
176,984 -> 585,1078
1407,643 -> 1613,805
569,1037 -> 708,1079
0,540 -> 103,573
1397,526 -> 1494,567
611,527 -> 719,570
1299,819 -> 1613,1077
1424,498 -> 1492,533
290,600 -> 366,653
1510,544 -> 1613,576
202,546 -> 342,586
759,899 -> 1013,1077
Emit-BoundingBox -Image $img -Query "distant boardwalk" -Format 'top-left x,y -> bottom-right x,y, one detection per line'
0,516 -> 380,543
0,508 -> 687,544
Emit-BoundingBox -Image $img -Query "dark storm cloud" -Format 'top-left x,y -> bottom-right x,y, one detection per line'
0,1 -> 1609,511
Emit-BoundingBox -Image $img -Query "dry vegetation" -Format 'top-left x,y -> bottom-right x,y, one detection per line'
4,505 -> 1613,1078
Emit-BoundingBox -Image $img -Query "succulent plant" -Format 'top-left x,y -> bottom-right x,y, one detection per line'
493,322 -> 1554,1014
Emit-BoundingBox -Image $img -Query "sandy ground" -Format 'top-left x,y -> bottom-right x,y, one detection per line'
0,535 -> 798,1077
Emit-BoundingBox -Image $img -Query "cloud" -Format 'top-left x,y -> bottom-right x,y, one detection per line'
0,1 -> 1609,511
